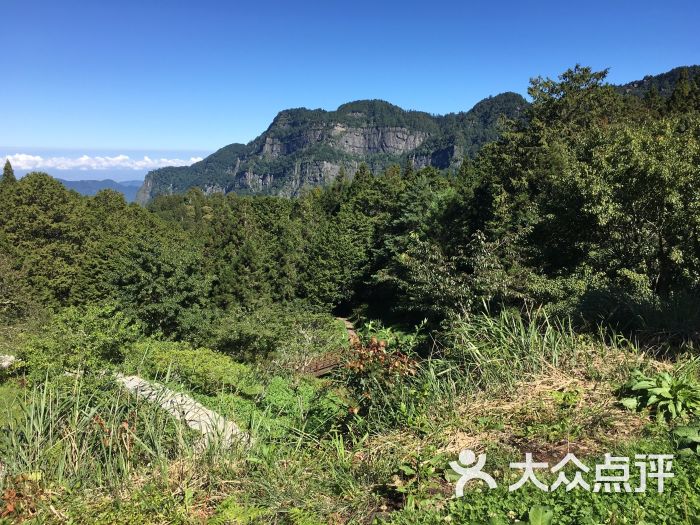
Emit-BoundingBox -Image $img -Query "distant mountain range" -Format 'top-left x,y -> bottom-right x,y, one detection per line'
134,65 -> 699,204
56,178 -> 143,202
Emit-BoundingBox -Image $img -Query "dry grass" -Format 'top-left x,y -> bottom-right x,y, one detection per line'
441,344 -> 654,461
356,342 -> 656,469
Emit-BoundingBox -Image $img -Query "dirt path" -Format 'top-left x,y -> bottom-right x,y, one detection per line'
115,374 -> 250,447
340,318 -> 360,345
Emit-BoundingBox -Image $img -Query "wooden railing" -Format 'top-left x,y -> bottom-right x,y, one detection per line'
299,352 -> 343,377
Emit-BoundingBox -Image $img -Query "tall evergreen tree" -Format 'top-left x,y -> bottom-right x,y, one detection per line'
643,85 -> 665,115
403,156 -> 414,177
669,69 -> 692,113
2,160 -> 15,184
690,74 -> 700,112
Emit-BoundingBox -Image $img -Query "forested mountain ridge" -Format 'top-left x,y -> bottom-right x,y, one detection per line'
136,93 -> 527,203
137,65 -> 700,204
617,65 -> 700,97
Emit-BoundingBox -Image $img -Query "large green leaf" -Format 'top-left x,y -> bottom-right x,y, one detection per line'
673,426 -> 700,442
648,387 -> 673,398
528,506 -> 553,525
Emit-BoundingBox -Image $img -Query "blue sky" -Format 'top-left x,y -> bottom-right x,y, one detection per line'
1,0 -> 699,178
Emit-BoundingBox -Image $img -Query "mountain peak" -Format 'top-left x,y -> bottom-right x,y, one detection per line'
135,65 -> 697,204
336,99 -> 406,114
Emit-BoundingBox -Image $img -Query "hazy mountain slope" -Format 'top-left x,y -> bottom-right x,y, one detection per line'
57,178 -> 142,202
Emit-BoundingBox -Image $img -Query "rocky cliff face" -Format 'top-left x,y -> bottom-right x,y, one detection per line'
137,95 -> 528,203
259,125 -> 428,159
334,127 -> 429,155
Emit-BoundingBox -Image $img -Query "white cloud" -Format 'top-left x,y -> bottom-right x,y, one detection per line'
3,153 -> 203,171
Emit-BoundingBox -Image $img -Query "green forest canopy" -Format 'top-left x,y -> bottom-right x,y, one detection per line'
2,65 -> 700,344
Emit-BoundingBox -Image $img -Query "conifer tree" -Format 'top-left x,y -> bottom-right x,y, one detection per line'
689,74 -> 700,112
643,86 -> 665,115
669,69 -> 692,113
2,160 -> 15,184
403,156 -> 414,177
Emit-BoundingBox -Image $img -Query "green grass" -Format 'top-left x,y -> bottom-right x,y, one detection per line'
1,310 -> 696,523
0,377 -> 199,492
381,440 -> 700,524
0,381 -> 22,427
443,308 -> 588,391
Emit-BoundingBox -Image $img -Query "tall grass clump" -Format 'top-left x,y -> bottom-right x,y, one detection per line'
443,308 -> 584,392
0,376 -> 197,491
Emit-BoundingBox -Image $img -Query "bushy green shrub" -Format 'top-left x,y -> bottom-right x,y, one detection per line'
20,303 -> 143,377
205,377 -> 351,437
303,384 -> 352,435
263,376 -> 317,415
342,321 -> 459,430
210,303 -> 347,363
253,375 -> 351,435
357,319 -> 426,355
345,336 -> 420,417
125,340 -> 262,397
